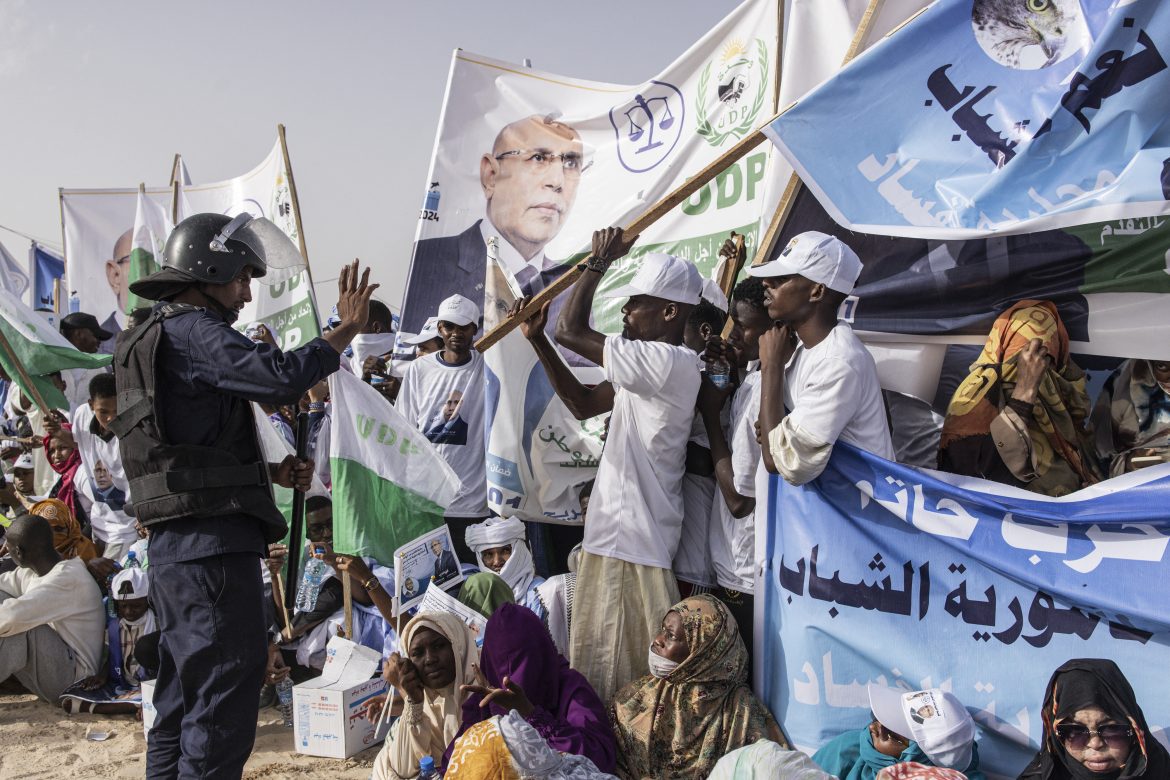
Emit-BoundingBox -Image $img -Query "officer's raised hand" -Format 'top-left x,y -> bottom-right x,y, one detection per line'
323,259 -> 380,355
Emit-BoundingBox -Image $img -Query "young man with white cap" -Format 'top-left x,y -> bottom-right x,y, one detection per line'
813,684 -> 984,778
403,316 -> 443,357
517,226 -> 702,701
396,294 -> 487,564
749,231 -> 894,484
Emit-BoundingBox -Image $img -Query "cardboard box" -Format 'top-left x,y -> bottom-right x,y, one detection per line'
293,636 -> 387,759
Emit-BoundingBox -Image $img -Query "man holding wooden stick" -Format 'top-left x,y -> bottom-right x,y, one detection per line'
514,226 -> 702,702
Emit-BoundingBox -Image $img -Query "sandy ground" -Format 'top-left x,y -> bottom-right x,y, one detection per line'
0,692 -> 384,779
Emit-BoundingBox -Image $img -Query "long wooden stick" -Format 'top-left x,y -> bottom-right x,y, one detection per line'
277,124 -> 316,290
56,188 -> 67,316
745,0 -> 889,275
0,326 -> 53,415
274,571 -> 293,639
342,571 -> 354,639
474,128 -> 771,352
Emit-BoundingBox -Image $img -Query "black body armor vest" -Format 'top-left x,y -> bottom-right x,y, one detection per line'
110,303 -> 286,541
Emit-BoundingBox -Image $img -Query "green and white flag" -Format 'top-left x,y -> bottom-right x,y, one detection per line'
0,287 -> 112,410
126,188 -> 172,314
328,370 -> 458,563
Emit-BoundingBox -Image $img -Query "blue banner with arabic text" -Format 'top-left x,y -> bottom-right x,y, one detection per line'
766,0 -> 1170,239
761,444 -> 1170,778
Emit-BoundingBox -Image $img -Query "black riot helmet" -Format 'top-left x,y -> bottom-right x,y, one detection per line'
129,212 -> 302,303
164,212 -> 268,284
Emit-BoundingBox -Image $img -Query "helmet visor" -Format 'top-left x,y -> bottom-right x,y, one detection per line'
220,216 -> 304,285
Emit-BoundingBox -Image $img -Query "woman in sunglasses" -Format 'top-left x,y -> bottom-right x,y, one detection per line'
1019,659 -> 1168,779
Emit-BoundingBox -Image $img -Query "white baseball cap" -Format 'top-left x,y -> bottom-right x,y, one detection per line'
403,318 -> 440,346
603,253 -> 702,306
13,452 -> 35,471
111,567 -> 149,600
747,231 -> 862,295
700,277 -> 729,313
435,295 -> 480,328
868,685 -> 976,771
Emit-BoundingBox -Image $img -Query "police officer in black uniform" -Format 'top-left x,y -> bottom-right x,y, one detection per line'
112,212 -> 377,779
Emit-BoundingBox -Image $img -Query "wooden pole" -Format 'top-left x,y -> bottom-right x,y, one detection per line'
52,279 -> 61,317
277,124 -> 316,290
0,326 -> 53,416
743,0 -> 889,275
342,572 -> 354,639
274,571 -> 293,640
56,188 -> 67,315
475,128 -> 771,352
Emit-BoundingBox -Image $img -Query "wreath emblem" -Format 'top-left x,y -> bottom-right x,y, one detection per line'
696,38 -> 769,148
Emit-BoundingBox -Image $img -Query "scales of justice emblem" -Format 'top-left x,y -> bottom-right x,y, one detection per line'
609,80 -> 686,173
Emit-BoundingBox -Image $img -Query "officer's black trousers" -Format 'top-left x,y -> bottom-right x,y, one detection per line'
146,552 -> 266,780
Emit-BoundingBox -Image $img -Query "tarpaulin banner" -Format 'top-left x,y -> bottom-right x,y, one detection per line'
61,137 -> 318,351
60,186 -> 172,337
31,243 -> 64,312
772,182 -> 1170,360
760,443 -> 1170,777
766,0 -> 1170,239
405,0 -> 783,522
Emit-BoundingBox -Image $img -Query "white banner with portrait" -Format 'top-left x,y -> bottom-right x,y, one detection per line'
402,0 -> 783,522
60,186 -> 173,343
60,136 -> 318,351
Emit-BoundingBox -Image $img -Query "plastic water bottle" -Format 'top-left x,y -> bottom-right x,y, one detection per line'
708,356 -> 732,389
418,756 -> 439,779
124,550 -> 140,569
294,556 -> 330,613
275,677 -> 294,727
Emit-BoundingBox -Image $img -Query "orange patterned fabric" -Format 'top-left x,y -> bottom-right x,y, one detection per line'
940,300 -> 1100,495
446,719 -> 520,780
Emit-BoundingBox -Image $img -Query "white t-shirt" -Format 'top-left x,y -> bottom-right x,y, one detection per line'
585,336 -> 701,569
711,371 -> 762,593
782,324 -> 894,459
71,403 -> 137,547
396,351 -> 487,517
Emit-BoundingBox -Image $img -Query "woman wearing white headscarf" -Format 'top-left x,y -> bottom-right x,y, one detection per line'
372,612 -> 479,780
464,517 -> 546,620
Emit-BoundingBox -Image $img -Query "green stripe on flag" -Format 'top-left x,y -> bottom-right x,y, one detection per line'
330,457 -> 447,563
0,289 -> 112,410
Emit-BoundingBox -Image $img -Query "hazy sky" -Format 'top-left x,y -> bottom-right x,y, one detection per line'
0,0 -> 735,315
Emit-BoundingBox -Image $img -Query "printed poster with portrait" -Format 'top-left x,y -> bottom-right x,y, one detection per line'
60,187 -> 173,342
400,0 -> 784,523
392,525 -> 465,617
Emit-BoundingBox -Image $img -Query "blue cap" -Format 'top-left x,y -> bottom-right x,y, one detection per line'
419,756 -> 435,772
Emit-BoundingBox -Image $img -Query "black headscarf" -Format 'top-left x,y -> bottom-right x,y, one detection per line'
1017,659 -> 1169,780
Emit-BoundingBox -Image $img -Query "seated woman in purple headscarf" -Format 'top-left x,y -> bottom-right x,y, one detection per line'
443,602 -> 616,774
